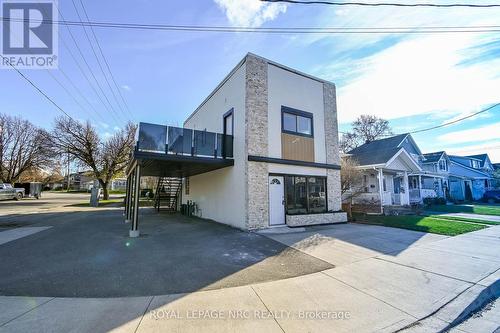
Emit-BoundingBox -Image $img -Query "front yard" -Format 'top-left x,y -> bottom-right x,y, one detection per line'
426,204 -> 500,216
354,214 -> 488,236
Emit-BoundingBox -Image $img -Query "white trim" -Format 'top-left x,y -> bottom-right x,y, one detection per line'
409,172 -> 447,179
385,148 -> 422,172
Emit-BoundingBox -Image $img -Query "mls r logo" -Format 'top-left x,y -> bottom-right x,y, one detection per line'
2,1 -> 53,54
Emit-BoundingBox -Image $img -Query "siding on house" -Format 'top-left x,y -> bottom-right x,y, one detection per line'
183,63 -> 247,229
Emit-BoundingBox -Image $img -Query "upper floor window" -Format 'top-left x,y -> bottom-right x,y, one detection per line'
470,160 -> 480,169
281,106 -> 313,137
438,159 -> 447,171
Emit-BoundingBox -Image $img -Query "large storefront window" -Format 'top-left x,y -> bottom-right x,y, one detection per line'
285,176 -> 327,214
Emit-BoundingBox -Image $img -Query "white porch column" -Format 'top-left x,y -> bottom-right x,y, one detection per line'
403,171 -> 410,205
418,174 -> 422,202
378,168 -> 384,213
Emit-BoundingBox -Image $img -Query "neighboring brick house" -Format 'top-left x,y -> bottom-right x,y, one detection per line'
124,53 -> 347,236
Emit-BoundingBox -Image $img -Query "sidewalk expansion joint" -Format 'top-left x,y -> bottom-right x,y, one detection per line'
134,296 -> 154,333
250,286 -> 285,333
0,297 -> 55,328
319,271 -> 418,320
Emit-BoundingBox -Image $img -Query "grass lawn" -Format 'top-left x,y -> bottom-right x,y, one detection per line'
426,204 -> 500,216
354,214 -> 487,236
429,215 -> 500,226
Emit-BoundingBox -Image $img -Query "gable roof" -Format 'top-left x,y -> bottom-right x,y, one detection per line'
347,133 -> 409,165
423,151 -> 445,163
465,154 -> 489,167
449,159 -> 491,178
449,155 -> 482,168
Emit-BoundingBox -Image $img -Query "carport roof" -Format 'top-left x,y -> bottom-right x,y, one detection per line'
130,150 -> 234,177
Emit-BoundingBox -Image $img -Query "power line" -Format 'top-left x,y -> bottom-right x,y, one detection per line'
340,103 -> 499,139
0,55 -> 74,120
69,0 -> 126,123
261,0 -> 500,8
1,17 -> 500,34
78,0 -> 135,122
6,24 -> 104,124
54,7 -> 121,125
409,103 -> 499,134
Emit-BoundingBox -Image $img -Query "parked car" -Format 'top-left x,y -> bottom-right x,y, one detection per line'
0,183 -> 24,200
483,190 -> 500,203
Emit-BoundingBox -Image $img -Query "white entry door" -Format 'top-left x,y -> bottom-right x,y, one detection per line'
268,176 -> 285,226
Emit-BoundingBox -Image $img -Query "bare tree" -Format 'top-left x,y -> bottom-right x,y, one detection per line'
340,157 -> 365,218
0,113 -> 53,183
339,132 -> 362,154
50,117 -> 136,200
340,115 -> 393,153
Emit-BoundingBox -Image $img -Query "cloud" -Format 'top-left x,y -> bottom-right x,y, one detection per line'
121,85 -> 132,92
444,140 -> 500,162
299,5 -> 500,124
214,0 -> 287,27
438,122 -> 500,145
333,34 -> 500,124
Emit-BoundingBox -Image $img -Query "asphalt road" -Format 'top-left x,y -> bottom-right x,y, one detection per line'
0,192 -> 92,217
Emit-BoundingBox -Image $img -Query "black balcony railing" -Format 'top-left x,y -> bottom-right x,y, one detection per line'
136,122 -> 233,158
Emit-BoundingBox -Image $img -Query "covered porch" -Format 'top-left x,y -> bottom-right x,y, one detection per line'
350,148 -> 421,213
125,122 -> 234,237
408,174 -> 447,204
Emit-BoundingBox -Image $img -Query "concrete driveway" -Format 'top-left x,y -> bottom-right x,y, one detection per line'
0,198 -> 498,332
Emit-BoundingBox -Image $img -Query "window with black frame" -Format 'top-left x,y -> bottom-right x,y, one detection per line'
281,106 -> 313,137
285,176 -> 327,214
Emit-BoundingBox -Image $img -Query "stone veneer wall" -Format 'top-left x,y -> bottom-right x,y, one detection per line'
323,82 -> 343,214
286,212 -> 347,227
245,54 -> 269,230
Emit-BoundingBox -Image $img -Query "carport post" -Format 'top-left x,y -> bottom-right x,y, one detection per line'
124,173 -> 132,223
130,171 -> 137,222
130,165 -> 141,237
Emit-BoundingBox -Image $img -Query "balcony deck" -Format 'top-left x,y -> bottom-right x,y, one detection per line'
128,122 -> 234,178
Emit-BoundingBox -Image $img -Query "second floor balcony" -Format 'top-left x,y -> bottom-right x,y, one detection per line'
128,122 -> 234,178
136,122 -> 233,159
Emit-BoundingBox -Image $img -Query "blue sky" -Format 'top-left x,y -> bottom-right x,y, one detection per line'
1,0 -> 499,161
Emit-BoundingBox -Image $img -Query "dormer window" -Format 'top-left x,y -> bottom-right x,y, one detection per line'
470,160 -> 480,169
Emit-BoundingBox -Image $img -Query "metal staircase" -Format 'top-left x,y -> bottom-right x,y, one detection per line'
153,177 -> 182,212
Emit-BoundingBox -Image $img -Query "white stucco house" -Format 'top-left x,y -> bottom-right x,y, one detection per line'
124,53 -> 347,236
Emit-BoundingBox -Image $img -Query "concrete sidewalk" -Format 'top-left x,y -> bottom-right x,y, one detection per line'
429,212 -> 500,223
0,225 -> 499,333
